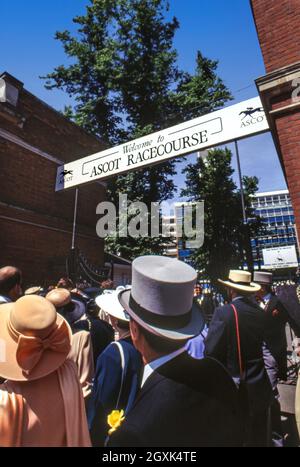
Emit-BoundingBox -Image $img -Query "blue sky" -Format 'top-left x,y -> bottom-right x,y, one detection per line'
1,0 -> 286,198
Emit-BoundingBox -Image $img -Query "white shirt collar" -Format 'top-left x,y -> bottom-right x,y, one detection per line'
141,346 -> 186,388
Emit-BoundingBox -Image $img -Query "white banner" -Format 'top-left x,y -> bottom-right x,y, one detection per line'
56,96 -> 269,191
262,245 -> 298,269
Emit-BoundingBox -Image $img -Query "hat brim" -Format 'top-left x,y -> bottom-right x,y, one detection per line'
64,299 -> 86,324
95,293 -> 129,322
0,303 -> 72,382
218,279 -> 261,293
118,289 -> 205,340
254,280 -> 272,285
24,287 -> 42,295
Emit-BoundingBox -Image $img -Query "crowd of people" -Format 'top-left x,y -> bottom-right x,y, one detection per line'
0,257 -> 300,447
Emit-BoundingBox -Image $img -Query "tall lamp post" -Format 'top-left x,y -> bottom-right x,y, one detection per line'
69,188 -> 79,283
234,140 -> 254,272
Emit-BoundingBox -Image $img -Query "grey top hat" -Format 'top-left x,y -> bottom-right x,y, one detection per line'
253,271 -> 273,285
118,255 -> 205,340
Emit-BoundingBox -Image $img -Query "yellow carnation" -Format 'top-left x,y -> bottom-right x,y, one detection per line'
107,409 -> 125,435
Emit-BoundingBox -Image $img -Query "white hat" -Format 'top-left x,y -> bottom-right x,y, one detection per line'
96,286 -> 131,322
218,270 -> 261,293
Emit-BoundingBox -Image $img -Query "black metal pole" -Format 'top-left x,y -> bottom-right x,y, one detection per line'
235,140 -> 247,224
234,140 -> 254,272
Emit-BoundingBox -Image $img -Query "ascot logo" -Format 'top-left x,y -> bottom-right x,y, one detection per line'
59,169 -> 73,184
239,106 -> 265,128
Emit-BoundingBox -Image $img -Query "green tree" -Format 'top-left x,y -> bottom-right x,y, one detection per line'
181,148 -> 263,285
43,0 -> 231,259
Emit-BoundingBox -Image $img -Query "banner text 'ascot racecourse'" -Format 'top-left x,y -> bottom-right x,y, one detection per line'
56,96 -> 269,191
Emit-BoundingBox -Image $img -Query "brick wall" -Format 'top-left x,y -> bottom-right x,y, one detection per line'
0,74 -> 107,287
251,0 -> 300,244
251,0 -> 300,73
273,109 -> 300,232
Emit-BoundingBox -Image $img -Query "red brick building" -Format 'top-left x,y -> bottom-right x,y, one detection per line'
0,72 -> 107,287
251,0 -> 300,243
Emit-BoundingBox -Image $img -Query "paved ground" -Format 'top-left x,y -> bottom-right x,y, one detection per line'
278,382 -> 299,446
271,324 -> 300,446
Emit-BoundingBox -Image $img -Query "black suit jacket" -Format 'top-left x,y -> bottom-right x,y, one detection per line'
109,352 -> 243,447
73,316 -> 114,365
205,297 -> 272,412
263,294 -> 289,378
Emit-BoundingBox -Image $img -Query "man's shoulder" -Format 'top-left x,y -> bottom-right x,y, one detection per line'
212,302 -> 233,320
96,339 -> 141,370
268,293 -> 285,309
140,352 -> 239,409
108,354 -> 242,447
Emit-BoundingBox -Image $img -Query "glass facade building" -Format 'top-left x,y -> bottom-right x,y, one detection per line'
250,190 -> 299,268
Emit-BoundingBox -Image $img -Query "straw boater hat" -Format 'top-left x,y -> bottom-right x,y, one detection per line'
218,270 -> 261,293
118,255 -> 205,340
96,286 -> 131,322
253,271 -> 273,285
0,295 -> 72,381
24,286 -> 42,296
45,288 -> 86,324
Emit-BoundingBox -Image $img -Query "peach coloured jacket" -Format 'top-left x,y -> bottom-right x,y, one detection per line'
0,359 -> 91,447
69,330 -> 94,399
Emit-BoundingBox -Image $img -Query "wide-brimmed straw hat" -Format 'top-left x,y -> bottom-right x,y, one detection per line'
0,295 -> 72,382
118,255 -> 205,341
96,286 -> 131,322
46,288 -> 86,324
218,270 -> 261,293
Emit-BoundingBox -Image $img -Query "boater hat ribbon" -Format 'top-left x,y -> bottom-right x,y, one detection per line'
7,319 -> 70,374
228,279 -> 251,286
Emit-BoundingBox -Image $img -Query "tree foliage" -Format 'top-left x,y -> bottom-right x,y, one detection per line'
42,0 -> 232,259
181,148 -> 263,285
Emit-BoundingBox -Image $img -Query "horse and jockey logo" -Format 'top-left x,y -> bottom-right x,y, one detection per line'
58,169 -> 73,184
239,107 -> 264,120
239,106 -> 265,127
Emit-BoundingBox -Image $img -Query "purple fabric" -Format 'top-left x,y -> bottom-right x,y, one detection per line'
185,326 -> 208,359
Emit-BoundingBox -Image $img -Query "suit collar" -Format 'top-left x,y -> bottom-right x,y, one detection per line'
232,296 -> 244,302
141,347 -> 185,388
134,351 -> 190,406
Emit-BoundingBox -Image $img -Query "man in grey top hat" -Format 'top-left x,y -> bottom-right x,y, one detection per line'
108,255 -> 243,447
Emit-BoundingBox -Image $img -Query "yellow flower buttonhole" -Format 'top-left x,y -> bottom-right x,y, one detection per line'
107,409 -> 125,435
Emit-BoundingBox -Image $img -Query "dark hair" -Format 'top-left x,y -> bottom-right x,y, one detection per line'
135,320 -> 187,354
116,318 -> 129,331
261,284 -> 272,294
0,267 -> 22,295
86,301 -> 99,318
56,277 -> 74,289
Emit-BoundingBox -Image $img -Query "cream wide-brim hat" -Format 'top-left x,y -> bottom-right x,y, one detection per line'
218,269 -> 261,293
96,287 -> 131,322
